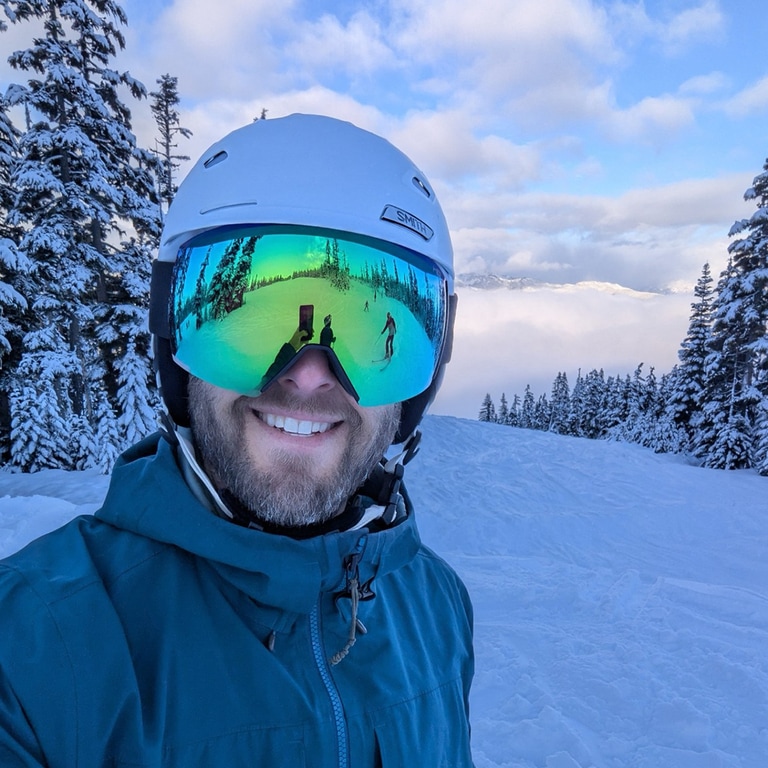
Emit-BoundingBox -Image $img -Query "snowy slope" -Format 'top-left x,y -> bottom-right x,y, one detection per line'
1,415 -> 767,767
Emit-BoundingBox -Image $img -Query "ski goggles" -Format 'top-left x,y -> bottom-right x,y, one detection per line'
166,224 -> 451,407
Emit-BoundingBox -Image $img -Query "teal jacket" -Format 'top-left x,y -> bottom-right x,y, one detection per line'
0,434 -> 474,766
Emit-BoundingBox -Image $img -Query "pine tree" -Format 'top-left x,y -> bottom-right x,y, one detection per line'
666,263 -> 714,449
548,371 -> 570,434
0,93 -> 29,461
579,368 -> 607,439
507,393 -> 520,428
693,158 -> 768,470
649,371 -> 687,454
695,260 -> 753,469
2,0 -> 162,470
8,326 -> 74,471
604,373 -> 631,440
478,393 -> 496,423
0,95 -> 28,375
497,392 -> 509,425
722,158 -> 768,468
753,399 -> 768,475
533,393 -> 550,431
566,369 -> 585,437
638,365 -> 681,452
619,364 -> 649,444
150,74 -> 192,216
519,385 -> 535,429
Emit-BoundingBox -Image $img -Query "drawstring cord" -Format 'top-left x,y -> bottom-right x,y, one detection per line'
330,540 -> 374,666
329,572 -> 360,666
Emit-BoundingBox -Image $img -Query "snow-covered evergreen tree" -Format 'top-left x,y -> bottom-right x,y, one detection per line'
695,259 -> 754,469
666,263 -> 714,449
566,369 -> 585,437
649,371 -> 687,454
533,393 -> 550,431
579,368 -> 608,439
478,393 -> 496,423
753,399 -> 768,475
150,73 -> 191,216
0,95 -> 27,369
616,364 -> 649,444
507,393 -> 520,428
1,0 -> 162,470
548,371 -> 569,434
8,325 -> 75,471
519,385 -> 535,430
721,158 -> 768,470
497,392 -> 509,426
0,95 -> 29,460
603,373 -> 630,440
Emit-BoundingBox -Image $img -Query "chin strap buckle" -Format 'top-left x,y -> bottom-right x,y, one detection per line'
378,430 -> 421,525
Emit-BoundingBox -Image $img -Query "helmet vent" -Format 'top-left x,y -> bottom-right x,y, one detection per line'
204,150 -> 228,169
412,176 -> 432,198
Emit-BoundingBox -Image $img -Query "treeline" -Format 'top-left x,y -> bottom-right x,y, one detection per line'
0,0 -> 192,471
481,364 -> 688,453
480,160 -> 768,476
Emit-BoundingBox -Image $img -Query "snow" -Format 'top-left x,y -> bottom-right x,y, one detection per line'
1,414 -> 767,767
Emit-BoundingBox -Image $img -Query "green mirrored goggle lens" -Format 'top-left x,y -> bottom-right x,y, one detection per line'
169,225 -> 448,407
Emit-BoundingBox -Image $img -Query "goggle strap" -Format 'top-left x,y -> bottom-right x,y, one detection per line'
149,260 -> 174,339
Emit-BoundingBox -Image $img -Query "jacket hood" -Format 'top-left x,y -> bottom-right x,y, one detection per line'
95,433 -> 422,617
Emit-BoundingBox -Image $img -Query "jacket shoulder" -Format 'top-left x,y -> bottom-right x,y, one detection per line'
0,514 -> 164,604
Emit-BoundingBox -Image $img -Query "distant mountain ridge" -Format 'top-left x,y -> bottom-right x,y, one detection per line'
455,273 -> 540,290
455,272 -> 680,296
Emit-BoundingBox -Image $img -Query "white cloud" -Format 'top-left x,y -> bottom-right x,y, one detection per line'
679,72 -> 729,96
388,111 -> 544,191
120,0 -> 296,101
432,283 -> 694,418
608,0 -> 724,55
391,0 -> 615,67
722,75 -> 768,117
383,0 -> 619,126
444,173 -> 751,291
283,11 -> 396,78
658,0 -> 724,54
605,94 -> 696,143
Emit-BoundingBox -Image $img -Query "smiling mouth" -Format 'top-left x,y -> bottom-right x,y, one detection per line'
257,411 -> 335,437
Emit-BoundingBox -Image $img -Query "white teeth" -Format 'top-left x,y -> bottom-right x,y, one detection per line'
259,412 -> 331,436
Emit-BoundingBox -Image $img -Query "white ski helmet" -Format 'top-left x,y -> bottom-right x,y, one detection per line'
150,113 -> 456,443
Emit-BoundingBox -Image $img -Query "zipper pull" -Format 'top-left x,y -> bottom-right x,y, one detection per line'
330,544 -> 375,665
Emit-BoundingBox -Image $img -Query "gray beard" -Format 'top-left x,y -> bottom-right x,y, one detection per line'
188,378 -> 400,528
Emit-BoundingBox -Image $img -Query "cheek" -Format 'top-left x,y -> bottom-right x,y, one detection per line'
357,405 -> 398,446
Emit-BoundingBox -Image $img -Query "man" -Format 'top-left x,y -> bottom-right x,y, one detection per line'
0,114 -> 473,766
320,313 -> 335,348
381,311 -> 397,359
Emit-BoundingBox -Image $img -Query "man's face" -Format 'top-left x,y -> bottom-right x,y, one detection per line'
188,349 -> 400,528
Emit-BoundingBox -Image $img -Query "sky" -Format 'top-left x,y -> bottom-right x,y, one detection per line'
2,414 -> 767,765
2,0 -> 768,416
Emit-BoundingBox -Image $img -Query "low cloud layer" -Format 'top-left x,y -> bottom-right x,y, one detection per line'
433,283 -> 694,419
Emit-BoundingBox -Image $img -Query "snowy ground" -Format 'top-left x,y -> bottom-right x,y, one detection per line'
1,414 -> 767,767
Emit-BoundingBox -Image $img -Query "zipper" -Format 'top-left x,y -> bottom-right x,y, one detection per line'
311,599 -> 349,768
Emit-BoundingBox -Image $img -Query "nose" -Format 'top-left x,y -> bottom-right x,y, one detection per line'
276,347 -> 338,396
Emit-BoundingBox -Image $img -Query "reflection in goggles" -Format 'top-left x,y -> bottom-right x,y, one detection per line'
169,225 -> 448,407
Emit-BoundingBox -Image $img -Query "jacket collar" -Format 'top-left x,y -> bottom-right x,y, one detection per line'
95,433 -> 421,616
